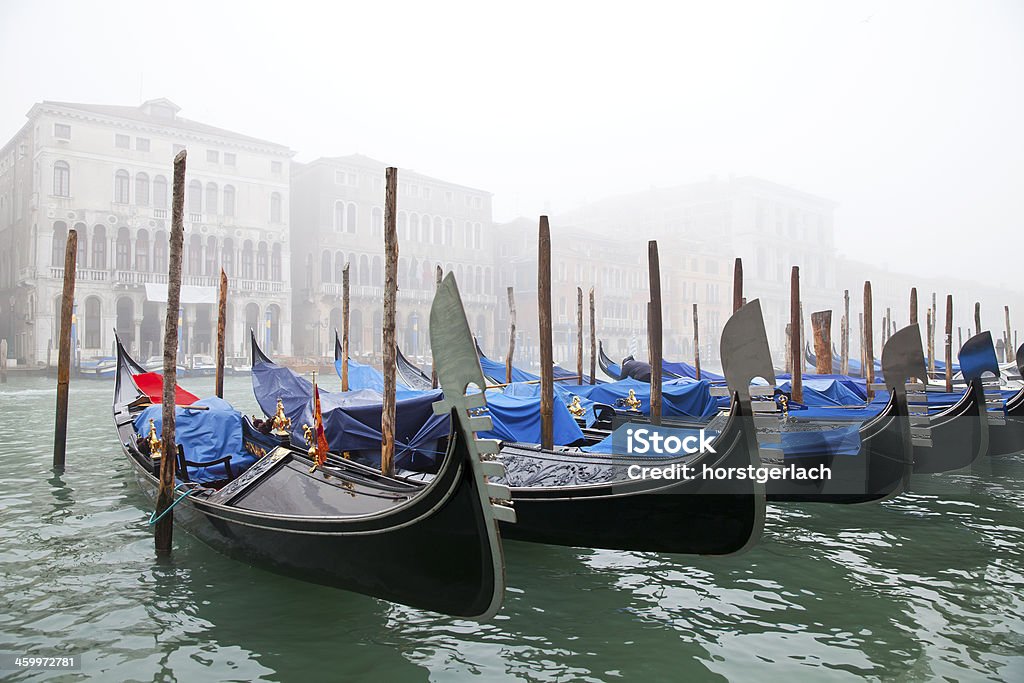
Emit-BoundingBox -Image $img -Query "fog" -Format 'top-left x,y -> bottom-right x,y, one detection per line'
2,0 -> 1021,288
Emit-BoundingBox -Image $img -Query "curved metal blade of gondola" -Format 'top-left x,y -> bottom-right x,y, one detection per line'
959,331 -> 1000,382
881,324 -> 927,395
429,272 -> 515,621
720,299 -> 775,409
250,328 -> 272,367
1015,342 -> 1024,377
334,329 -> 343,363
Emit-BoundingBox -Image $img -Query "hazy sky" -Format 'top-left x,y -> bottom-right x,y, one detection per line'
2,0 -> 1022,286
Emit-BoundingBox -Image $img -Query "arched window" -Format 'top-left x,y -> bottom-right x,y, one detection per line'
346,203 -> 356,234
334,252 -> 345,283
409,257 -> 419,289
421,215 -> 431,244
153,230 -> 167,273
114,170 -> 130,203
444,218 -> 453,246
153,176 -> 168,208
188,234 -> 202,275
433,217 -> 442,244
51,221 -> 67,266
256,242 -> 269,280
241,240 -> 254,279
349,256 -> 358,284
135,173 -> 150,206
397,212 -> 407,240
206,236 -> 218,275
371,207 -> 383,236
221,238 -> 234,277
223,185 -> 235,216
84,296 -> 101,348
464,221 -> 472,248
475,266 -> 482,293
206,183 -> 219,215
53,161 -> 70,197
409,214 -> 419,241
92,225 -> 106,269
271,243 -> 282,282
75,223 -> 87,268
358,254 -> 369,286
270,193 -> 282,223
334,201 -> 344,232
321,251 -> 332,283
371,256 -> 382,286
115,227 -> 131,270
474,223 -> 482,249
187,180 -> 202,213
135,229 -> 149,271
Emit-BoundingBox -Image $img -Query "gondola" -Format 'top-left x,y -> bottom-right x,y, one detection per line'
254,291 -> 768,556
988,343 -> 1024,456
112,296 -> 515,618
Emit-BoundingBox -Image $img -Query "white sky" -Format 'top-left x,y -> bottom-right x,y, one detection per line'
2,0 -> 1022,285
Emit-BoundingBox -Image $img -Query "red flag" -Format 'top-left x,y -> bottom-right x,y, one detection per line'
313,377 -> 329,468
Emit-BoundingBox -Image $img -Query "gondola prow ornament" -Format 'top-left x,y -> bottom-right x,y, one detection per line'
270,398 -> 292,436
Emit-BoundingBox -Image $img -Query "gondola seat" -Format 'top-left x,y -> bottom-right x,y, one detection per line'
175,444 -> 235,484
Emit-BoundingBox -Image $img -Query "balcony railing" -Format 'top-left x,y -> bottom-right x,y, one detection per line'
49,267 -> 109,282
236,279 -> 284,294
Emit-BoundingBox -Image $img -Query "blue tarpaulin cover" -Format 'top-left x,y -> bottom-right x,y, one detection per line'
570,377 -> 721,420
662,359 -> 725,382
133,397 -> 257,484
254,360 -> 585,470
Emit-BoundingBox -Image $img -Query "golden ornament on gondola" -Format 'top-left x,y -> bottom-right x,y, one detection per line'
568,395 -> 585,417
146,418 -> 162,459
271,398 -> 292,434
624,388 -> 641,411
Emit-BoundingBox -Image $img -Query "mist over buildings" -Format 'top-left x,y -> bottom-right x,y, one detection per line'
0,0 -> 1021,370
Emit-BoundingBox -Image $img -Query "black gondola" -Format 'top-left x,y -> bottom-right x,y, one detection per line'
112,293 -> 515,619
988,344 -> 1024,456
254,294 -> 770,556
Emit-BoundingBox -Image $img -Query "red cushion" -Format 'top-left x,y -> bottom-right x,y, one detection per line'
132,373 -> 199,406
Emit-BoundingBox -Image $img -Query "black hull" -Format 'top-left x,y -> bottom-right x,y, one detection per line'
764,395 -> 911,504
496,401 -> 764,555
114,338 -> 508,619
988,387 -> 1024,456
912,379 -> 987,474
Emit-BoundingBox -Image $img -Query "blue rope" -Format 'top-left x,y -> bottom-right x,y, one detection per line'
147,483 -> 197,526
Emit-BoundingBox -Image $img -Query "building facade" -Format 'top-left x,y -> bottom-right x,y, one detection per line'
0,98 -> 294,366
290,155 -> 497,363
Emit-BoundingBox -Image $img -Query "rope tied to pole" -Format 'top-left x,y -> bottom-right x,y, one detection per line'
148,483 -> 199,526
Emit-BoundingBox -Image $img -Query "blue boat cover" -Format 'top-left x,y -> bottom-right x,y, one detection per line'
662,359 -> 725,382
334,359 -> 422,398
583,421 -> 862,457
133,397 -> 257,484
255,360 -> 584,469
776,377 -> 866,407
571,377 -> 721,420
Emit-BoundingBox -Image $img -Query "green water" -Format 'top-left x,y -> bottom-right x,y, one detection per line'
1,375 -> 1022,682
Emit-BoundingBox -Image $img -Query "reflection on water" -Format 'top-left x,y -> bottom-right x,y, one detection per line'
0,374 -> 1022,680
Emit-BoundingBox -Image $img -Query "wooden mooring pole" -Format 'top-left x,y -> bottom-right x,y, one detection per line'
975,302 -> 981,336
53,228 -> 78,472
155,150 -> 186,555
910,287 -> 918,326
538,217 -> 554,450
790,267 -> 802,403
505,286 -> 516,384
342,263 -> 350,391
841,290 -> 850,376
732,257 -> 743,313
864,281 -> 875,402
432,265 -> 441,389
784,323 -> 792,375
927,309 -> 934,377
1005,306 -> 1013,362
692,303 -> 701,381
0,338 -> 7,384
215,269 -> 227,398
381,167 -> 399,477
945,295 -> 953,392
576,287 -> 584,383
588,287 -> 596,385
811,310 -> 832,374
648,241 -> 663,425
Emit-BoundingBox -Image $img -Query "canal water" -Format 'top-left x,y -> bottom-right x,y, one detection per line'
1,374 -> 1022,681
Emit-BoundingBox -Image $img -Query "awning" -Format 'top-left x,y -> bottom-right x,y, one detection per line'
144,283 -> 217,304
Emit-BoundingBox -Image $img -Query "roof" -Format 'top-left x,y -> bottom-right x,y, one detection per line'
34,99 -> 291,152
303,154 -> 493,195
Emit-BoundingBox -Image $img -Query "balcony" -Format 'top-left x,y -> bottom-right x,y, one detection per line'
235,279 -> 284,295
48,267 -> 109,283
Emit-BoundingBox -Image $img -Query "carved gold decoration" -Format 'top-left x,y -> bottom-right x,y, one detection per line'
624,388 -> 641,411
271,398 -> 292,434
146,419 -> 162,460
568,395 -> 585,417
